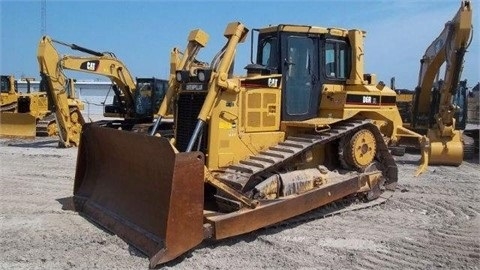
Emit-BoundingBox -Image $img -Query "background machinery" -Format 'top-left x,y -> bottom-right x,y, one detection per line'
0,75 -> 37,138
72,20 -> 438,267
37,36 -> 169,146
41,36 -> 168,125
0,75 -> 83,138
411,0 -> 473,164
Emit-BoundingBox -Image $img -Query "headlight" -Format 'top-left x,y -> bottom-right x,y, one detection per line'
175,71 -> 183,82
195,69 -> 212,83
197,70 -> 206,82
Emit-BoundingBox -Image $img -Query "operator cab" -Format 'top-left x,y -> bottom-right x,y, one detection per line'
135,77 -> 168,118
105,77 -> 168,121
252,25 -> 352,121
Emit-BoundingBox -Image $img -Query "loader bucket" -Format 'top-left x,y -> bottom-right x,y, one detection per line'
73,123 -> 205,267
0,112 -> 36,139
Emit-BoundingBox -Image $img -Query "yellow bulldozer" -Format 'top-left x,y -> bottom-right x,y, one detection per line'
72,19 -> 448,267
0,75 -> 84,138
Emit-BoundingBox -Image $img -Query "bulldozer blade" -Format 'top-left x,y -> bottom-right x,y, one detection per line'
0,112 -> 36,139
73,123 -> 205,268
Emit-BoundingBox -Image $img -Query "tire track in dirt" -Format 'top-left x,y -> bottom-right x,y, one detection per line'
0,172 -> 73,215
351,216 -> 480,269
1,139 -> 479,269
352,172 -> 480,269
397,183 -> 478,198
390,197 -> 474,219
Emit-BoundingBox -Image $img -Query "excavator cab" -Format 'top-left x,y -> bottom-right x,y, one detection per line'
104,77 -> 167,120
453,80 -> 468,130
132,77 -> 168,119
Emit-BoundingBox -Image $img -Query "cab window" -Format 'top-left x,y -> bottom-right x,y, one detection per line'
324,40 -> 349,80
258,36 -> 278,70
1,77 -> 10,93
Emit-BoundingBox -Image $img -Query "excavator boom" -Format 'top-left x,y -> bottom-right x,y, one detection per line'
37,36 -> 85,147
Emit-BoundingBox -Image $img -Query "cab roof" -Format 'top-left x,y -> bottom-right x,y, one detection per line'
258,24 -> 366,38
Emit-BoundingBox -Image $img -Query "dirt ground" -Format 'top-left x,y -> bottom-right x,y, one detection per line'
0,136 -> 479,270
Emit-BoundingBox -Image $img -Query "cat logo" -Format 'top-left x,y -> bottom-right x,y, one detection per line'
86,62 -> 96,71
80,60 -> 99,71
268,78 -> 278,88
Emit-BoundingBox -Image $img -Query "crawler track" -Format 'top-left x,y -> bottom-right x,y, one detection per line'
0,102 -> 17,112
36,113 -> 56,136
215,119 -> 398,211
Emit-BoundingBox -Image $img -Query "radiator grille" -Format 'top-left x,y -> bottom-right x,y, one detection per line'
176,92 -> 208,153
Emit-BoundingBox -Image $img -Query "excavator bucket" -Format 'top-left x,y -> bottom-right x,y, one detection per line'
0,112 -> 36,139
428,129 -> 464,166
73,123 -> 205,267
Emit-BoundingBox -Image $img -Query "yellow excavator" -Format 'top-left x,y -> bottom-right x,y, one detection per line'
37,36 -> 171,146
72,20 -> 442,267
410,0 -> 473,165
0,75 -> 83,138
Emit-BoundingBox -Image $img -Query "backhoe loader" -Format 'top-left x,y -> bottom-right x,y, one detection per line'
72,20 -> 441,267
0,75 -> 83,138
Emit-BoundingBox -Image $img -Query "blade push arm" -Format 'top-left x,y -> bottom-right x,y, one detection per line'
150,29 -> 209,135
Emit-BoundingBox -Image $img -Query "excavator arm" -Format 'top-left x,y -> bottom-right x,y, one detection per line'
37,36 -> 85,147
43,37 -> 138,119
413,0 -> 473,130
411,0 -> 473,165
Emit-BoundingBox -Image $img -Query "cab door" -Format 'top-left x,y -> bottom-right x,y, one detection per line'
282,35 -> 320,121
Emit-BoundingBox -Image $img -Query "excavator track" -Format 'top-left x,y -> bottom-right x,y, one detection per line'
36,113 -> 56,137
215,119 -> 398,211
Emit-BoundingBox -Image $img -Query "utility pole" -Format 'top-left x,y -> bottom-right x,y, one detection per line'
41,0 -> 46,35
